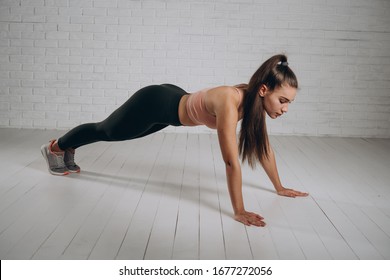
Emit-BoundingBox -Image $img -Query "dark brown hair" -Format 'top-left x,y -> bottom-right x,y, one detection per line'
238,54 -> 298,168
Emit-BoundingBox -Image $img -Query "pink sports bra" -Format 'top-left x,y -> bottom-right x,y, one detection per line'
186,87 -> 242,129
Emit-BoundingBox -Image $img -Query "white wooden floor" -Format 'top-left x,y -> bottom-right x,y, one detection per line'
0,128 -> 389,260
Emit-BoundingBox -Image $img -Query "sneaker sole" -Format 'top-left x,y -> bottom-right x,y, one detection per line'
40,145 -> 69,176
67,168 -> 80,173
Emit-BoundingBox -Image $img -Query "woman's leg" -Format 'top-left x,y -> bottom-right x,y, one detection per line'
56,123 -> 109,150
56,84 -> 186,150
42,84 -> 186,175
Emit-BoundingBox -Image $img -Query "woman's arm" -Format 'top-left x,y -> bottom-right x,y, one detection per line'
260,145 -> 309,197
212,87 -> 265,226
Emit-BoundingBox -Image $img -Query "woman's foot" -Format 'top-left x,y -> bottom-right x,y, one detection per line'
40,140 -> 69,176
64,149 -> 81,173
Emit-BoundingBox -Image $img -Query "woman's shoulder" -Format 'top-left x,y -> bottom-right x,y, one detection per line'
207,85 -> 241,96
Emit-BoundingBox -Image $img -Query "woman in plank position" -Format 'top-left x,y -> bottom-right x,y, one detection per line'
41,54 -> 309,227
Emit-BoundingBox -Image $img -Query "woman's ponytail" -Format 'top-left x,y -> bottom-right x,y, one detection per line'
238,54 -> 298,168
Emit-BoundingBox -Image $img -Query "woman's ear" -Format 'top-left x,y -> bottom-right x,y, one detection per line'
258,84 -> 268,97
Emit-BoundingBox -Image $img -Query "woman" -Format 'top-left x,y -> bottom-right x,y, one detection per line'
41,54 -> 309,227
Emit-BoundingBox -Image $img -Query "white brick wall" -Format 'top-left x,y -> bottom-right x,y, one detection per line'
0,0 -> 389,137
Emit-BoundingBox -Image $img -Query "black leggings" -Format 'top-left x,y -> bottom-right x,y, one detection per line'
57,84 -> 187,150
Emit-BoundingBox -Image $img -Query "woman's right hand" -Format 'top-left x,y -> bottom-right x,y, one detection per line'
234,211 -> 266,227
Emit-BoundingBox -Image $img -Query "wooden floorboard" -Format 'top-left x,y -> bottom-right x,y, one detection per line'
0,128 -> 389,260
198,134 -> 225,260
278,136 -> 387,259
170,133 -> 200,260
111,134 -> 166,260
271,136 -> 359,259
142,133 -> 187,260
211,136 -> 253,260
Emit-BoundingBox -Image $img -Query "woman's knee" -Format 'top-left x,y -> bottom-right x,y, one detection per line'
96,122 -> 118,141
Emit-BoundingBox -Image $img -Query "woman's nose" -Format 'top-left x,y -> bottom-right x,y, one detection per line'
282,104 -> 288,113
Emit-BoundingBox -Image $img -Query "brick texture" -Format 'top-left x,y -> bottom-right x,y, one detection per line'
0,0 -> 389,137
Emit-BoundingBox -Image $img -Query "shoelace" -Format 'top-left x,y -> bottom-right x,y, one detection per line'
65,151 -> 76,166
55,154 -> 67,169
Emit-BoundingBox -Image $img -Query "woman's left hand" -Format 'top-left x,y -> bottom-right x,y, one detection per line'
277,187 -> 309,198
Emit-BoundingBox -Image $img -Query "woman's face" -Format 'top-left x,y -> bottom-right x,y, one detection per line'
260,84 -> 297,119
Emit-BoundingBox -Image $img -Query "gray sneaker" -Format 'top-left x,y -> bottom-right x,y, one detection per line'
41,140 -> 69,176
64,149 -> 80,173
